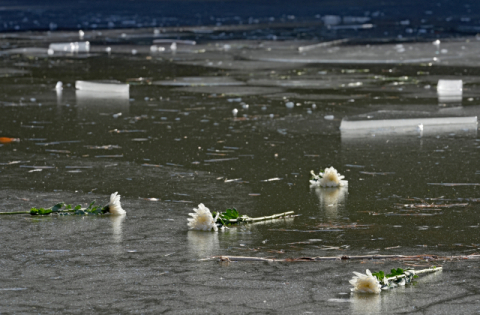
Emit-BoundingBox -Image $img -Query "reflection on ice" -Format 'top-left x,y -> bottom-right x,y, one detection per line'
341,116 -> 477,138
76,89 -> 130,119
187,231 -> 219,257
312,186 -> 348,219
350,293 -> 381,314
110,214 -> 126,243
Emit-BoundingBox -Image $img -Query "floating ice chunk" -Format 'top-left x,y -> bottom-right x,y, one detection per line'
437,80 -> 462,100
55,81 -> 63,90
150,45 -> 165,52
105,47 -> 111,54
79,30 -> 84,39
170,42 -> 177,52
131,49 -> 137,55
232,108 -> 238,116
285,102 -> 294,109
298,39 -> 349,53
153,39 -> 196,45
432,39 -> 441,47
324,115 -> 334,120
322,15 -> 341,25
48,41 -> 90,53
75,80 -> 129,94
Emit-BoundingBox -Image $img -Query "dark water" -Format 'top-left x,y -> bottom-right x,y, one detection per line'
1,6 -> 480,313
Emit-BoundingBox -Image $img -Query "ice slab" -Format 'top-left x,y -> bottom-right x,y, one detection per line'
174,86 -> 284,96
437,79 -> 462,94
0,47 -> 48,56
340,116 -> 477,138
75,80 -> 129,94
49,41 -> 90,53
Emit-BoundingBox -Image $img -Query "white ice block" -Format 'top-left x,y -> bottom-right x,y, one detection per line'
340,116 -> 477,138
437,79 -> 462,95
48,41 -> 90,53
75,80 -> 129,94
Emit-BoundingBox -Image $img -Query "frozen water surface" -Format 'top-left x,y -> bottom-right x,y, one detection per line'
3,3 -> 480,313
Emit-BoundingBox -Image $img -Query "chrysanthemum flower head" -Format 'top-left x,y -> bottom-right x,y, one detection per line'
349,269 -> 381,294
188,203 -> 218,232
310,167 -> 347,187
107,192 -> 126,215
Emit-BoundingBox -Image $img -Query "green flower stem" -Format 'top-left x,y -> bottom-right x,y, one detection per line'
0,208 -> 86,215
386,266 -> 442,281
0,211 -> 31,215
228,211 -> 295,223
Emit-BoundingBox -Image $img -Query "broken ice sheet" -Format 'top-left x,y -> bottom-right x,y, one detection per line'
174,86 -> 284,96
0,68 -> 30,77
244,41 -> 439,64
152,77 -> 245,87
427,183 -> 480,186
359,171 -> 395,176
84,145 -> 122,150
95,155 -> 124,158
340,113 -> 478,139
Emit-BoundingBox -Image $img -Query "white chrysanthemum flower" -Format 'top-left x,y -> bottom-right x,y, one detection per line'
349,269 -> 381,294
310,167 -> 347,187
108,192 -> 126,215
188,203 -> 218,232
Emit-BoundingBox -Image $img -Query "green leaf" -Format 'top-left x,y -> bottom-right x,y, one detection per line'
87,201 -> 96,210
51,203 -> 64,213
74,205 -> 82,211
65,204 -> 72,210
386,268 -> 404,278
223,208 -> 239,220
371,271 -> 385,281
30,207 -> 52,215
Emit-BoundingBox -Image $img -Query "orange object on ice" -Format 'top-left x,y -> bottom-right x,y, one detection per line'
0,137 -> 20,144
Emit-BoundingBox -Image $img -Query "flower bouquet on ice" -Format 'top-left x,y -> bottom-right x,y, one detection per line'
310,167 -> 347,187
0,192 -> 126,216
187,203 -> 294,231
350,266 -> 442,294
